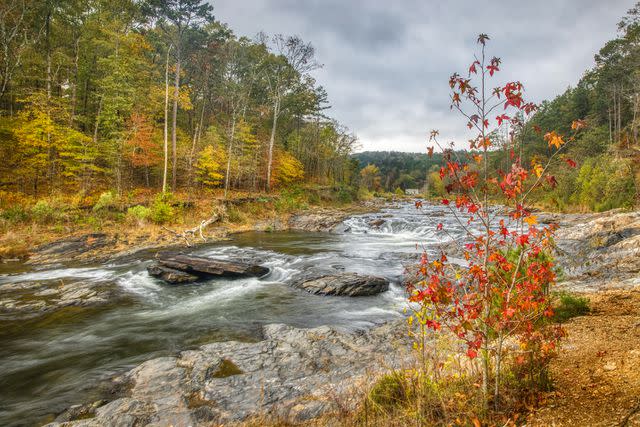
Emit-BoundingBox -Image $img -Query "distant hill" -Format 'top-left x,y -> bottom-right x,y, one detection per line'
352,151 -> 445,191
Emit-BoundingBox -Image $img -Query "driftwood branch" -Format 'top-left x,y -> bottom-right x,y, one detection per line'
162,205 -> 227,246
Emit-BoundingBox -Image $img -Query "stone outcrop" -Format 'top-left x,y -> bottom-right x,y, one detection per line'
293,273 -> 390,296
543,210 -> 640,291
147,254 -> 270,283
46,320 -> 411,426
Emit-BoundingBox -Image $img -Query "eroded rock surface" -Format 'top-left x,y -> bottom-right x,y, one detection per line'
293,273 -> 390,296
46,320 -> 411,426
545,210 -> 640,291
147,254 -> 270,283
0,280 -> 123,320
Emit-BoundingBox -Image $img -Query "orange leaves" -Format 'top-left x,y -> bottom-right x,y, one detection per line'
427,146 -> 434,158
524,215 -> 538,226
571,119 -> 587,130
544,131 -> 565,149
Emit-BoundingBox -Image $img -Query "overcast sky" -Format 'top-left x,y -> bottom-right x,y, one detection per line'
213,0 -> 634,152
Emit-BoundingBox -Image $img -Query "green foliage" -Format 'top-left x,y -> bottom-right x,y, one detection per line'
553,292 -> 590,323
126,205 -> 151,224
368,372 -> 409,411
394,187 -> 404,196
150,194 -> 174,224
0,206 -> 29,224
93,191 -> 117,212
274,187 -> 309,212
572,157 -> 636,211
31,201 -> 61,224
226,206 -> 246,224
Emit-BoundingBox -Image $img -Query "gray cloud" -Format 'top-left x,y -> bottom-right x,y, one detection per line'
212,0 -> 634,152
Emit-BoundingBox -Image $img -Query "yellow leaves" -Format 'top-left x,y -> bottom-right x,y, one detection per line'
544,131 -> 564,149
473,154 -> 483,164
531,160 -> 544,178
524,215 -> 538,226
196,144 -> 225,187
272,151 -> 304,186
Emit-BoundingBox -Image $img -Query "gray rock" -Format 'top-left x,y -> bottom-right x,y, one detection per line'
154,254 -> 269,279
48,320 -> 412,426
146,265 -> 198,284
293,273 -> 389,296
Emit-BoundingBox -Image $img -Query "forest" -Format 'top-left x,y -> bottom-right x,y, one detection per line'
0,0 -> 359,204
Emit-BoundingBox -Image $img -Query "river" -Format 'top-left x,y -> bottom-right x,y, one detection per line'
0,202 -> 462,426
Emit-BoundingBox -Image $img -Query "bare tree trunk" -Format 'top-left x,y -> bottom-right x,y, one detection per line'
224,114 -> 237,199
171,48 -> 181,191
162,45 -> 172,193
70,35 -> 80,125
188,98 -> 205,185
266,97 -> 279,192
92,96 -> 102,144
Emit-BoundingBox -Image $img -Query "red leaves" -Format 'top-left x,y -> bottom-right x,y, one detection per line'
415,200 -> 423,209
496,114 -> 510,126
565,158 -> 577,168
469,60 -> 480,75
487,57 -> 501,76
409,34 -> 564,379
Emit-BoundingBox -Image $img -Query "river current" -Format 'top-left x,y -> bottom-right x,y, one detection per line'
0,202 -> 463,426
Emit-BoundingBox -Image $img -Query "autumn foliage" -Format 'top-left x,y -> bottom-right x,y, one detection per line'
408,34 -> 585,411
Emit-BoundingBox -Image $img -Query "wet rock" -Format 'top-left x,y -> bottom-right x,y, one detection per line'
49,320 -> 411,426
288,210 -> 351,232
147,265 -> 198,284
28,234 -> 115,265
293,273 -> 389,296
150,254 -> 269,282
0,280 -> 123,320
369,218 -> 386,228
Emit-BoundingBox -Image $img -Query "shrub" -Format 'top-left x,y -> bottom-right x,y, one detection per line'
226,206 -> 246,224
150,195 -> 174,224
368,372 -> 409,411
1,206 -> 29,223
394,187 -> 405,196
31,200 -> 59,223
93,191 -> 117,212
127,205 -> 151,225
553,292 -> 590,322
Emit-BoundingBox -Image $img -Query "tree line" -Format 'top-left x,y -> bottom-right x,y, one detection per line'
355,4 -> 640,211
0,0 -> 358,199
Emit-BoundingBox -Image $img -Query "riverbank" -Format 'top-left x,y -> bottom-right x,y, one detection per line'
1,192 -> 388,266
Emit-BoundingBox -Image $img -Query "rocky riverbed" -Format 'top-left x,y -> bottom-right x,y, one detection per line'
2,204 -> 640,426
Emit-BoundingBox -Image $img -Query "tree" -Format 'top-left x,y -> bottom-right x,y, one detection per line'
195,144 -> 224,188
259,33 -> 320,191
145,0 -> 214,191
359,163 -> 381,191
408,35 -> 581,412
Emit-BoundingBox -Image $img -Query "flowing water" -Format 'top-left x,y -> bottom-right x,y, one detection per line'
0,202 -> 462,426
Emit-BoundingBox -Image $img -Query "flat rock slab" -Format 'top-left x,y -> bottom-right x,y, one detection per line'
146,265 -> 198,284
294,273 -> 389,296
46,320 -> 412,427
148,254 -> 269,283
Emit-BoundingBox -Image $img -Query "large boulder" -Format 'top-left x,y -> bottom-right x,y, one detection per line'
293,273 -> 389,296
148,254 -> 269,283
